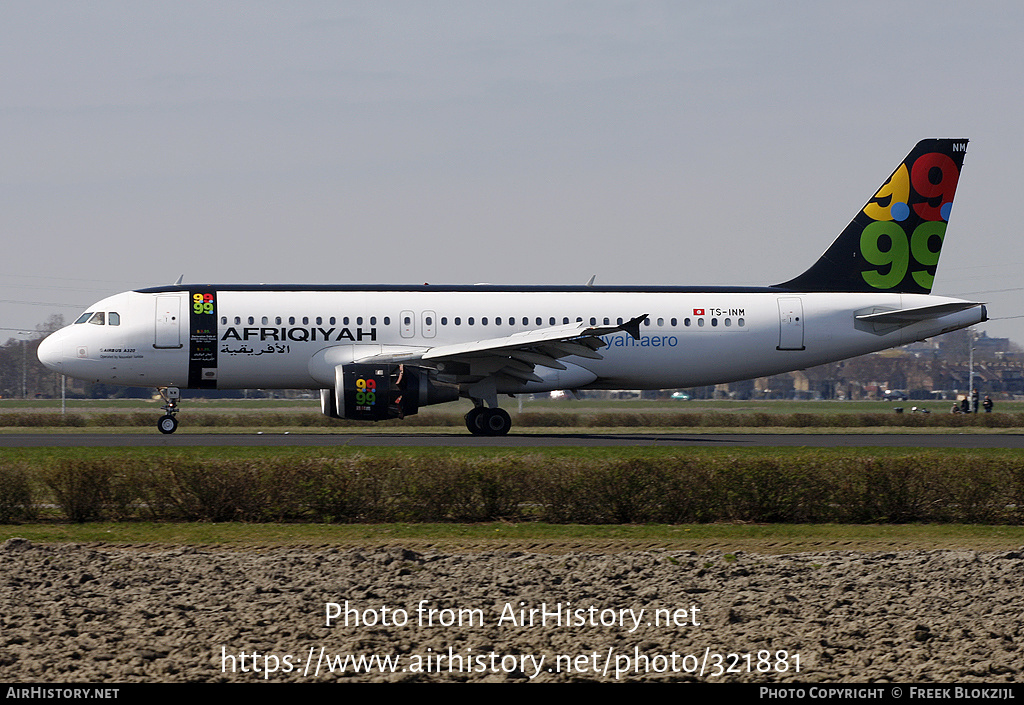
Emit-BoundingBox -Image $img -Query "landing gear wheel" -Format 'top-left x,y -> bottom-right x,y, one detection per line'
157,414 -> 178,434
481,408 -> 512,436
465,407 -> 512,436
157,387 -> 182,434
465,407 -> 486,435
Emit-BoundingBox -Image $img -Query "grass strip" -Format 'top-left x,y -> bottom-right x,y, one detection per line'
4,522 -> 1024,553
3,410 -> 1024,429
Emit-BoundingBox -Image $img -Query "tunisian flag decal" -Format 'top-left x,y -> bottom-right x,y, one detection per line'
693,308 -> 705,316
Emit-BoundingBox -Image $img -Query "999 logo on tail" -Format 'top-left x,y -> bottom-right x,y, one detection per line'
857,142 -> 964,293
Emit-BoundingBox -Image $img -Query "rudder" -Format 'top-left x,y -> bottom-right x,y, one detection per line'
776,138 -> 968,294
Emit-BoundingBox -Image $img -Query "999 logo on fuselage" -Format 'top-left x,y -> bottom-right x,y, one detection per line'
193,293 -> 215,315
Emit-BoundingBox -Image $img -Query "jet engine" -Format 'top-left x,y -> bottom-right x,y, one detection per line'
320,363 -> 459,421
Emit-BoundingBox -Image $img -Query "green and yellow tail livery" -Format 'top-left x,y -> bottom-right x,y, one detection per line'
778,138 -> 968,294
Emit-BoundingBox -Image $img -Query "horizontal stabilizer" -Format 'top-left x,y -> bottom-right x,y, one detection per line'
855,301 -> 984,325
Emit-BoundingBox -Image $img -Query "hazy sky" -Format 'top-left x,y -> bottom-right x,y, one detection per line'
4,1 -> 1024,345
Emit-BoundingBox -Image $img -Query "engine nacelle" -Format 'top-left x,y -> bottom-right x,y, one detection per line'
320,363 -> 459,421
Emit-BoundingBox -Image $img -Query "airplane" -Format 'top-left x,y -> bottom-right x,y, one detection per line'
37,138 -> 985,436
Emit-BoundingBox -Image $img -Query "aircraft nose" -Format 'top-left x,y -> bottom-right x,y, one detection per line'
37,331 -> 64,372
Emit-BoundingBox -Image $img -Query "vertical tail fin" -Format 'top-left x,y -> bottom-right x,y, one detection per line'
776,139 -> 968,294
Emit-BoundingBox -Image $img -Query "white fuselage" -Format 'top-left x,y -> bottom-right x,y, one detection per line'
37,286 -> 985,395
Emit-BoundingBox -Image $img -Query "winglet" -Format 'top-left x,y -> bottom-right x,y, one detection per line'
622,314 -> 646,341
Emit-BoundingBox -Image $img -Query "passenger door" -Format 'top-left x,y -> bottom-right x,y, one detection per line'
154,295 -> 184,348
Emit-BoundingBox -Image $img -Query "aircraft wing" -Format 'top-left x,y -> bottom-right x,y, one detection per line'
357,314 -> 647,383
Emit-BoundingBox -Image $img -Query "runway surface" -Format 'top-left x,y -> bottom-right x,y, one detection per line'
2,432 -> 1024,448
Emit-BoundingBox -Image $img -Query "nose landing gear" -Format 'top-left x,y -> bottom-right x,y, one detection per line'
157,387 -> 180,434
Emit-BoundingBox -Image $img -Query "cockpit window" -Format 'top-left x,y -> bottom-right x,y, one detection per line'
75,312 -> 93,324
108,312 -> 120,326
88,312 -> 105,325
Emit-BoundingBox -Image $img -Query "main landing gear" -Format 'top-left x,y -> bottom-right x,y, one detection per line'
157,387 -> 180,434
464,406 -> 512,436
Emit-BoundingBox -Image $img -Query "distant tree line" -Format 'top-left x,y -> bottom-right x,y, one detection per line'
0,315 -> 64,400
